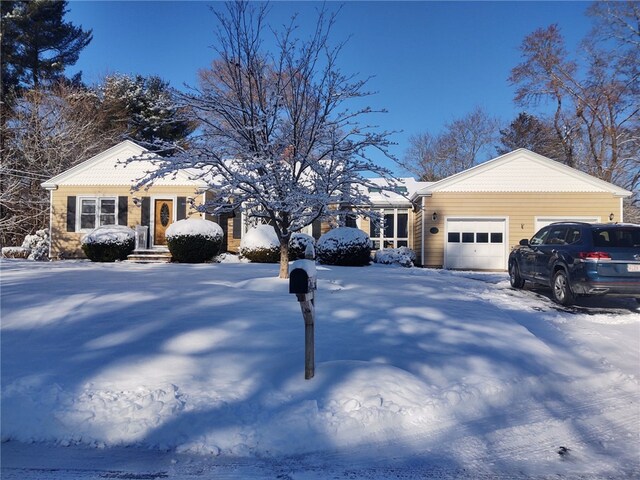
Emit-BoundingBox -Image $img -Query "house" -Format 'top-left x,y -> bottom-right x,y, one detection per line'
42,141 -> 215,258
42,142 -> 632,269
409,149 -> 632,270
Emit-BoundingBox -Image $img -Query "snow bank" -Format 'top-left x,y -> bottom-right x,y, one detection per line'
1,261 -> 639,478
81,225 -> 135,245
166,218 -> 223,240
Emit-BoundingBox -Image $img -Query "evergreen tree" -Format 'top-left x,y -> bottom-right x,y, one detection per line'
1,0 -> 92,92
497,112 -> 565,160
99,74 -> 196,148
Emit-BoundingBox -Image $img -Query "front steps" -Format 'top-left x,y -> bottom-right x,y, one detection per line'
126,249 -> 172,264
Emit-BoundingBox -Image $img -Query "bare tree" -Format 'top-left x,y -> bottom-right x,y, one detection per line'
400,107 -> 499,181
510,2 -> 639,199
139,2 -> 396,278
0,83 -> 124,246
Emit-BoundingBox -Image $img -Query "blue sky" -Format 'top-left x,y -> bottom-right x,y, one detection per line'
65,1 -> 593,173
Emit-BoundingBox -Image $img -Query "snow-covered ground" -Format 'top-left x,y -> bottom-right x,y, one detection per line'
1,259 -> 639,479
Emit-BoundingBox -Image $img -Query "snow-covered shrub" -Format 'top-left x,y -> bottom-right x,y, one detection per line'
166,219 -> 223,263
374,247 -> 416,268
240,224 -> 280,263
81,226 -> 135,262
21,229 -> 50,261
316,227 -> 372,266
289,232 -> 316,260
1,247 -> 30,259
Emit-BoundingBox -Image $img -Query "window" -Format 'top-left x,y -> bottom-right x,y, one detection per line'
462,232 -> 474,243
369,208 -> 410,249
78,197 -> 117,231
476,232 -> 489,243
490,232 -> 503,243
530,228 -> 549,246
448,232 -> 460,243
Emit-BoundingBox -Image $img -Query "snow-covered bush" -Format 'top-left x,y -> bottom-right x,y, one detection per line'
1,247 -> 30,259
316,227 -> 372,266
374,247 -> 416,268
289,232 -> 316,260
166,219 -> 223,263
81,226 -> 135,262
21,229 -> 50,261
240,224 -> 280,263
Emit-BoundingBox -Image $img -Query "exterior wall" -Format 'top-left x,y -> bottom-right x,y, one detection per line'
50,185 -> 202,258
418,192 -> 622,268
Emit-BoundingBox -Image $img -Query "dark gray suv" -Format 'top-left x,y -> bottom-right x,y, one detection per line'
508,222 -> 640,306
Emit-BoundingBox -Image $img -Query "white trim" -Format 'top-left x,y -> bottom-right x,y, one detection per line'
150,196 -> 178,248
619,197 -> 624,223
48,190 -> 53,260
413,149 -> 632,198
370,207 -> 410,249
443,216 -> 509,270
420,196 -> 425,266
41,140 -> 148,188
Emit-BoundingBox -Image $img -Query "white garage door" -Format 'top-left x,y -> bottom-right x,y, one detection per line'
445,218 -> 507,270
534,216 -> 601,232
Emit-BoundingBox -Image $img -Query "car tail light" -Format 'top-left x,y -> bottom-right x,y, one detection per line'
578,251 -> 612,260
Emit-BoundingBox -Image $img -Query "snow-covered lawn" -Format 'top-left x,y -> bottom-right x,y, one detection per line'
1,259 -> 639,479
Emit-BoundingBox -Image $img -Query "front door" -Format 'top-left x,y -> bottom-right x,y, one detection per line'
154,199 -> 173,246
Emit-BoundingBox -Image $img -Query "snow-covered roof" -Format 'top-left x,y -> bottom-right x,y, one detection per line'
413,149 -> 631,198
41,140 -> 210,190
363,177 -> 434,207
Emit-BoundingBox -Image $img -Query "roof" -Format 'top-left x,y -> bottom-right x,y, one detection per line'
364,177 -> 433,207
413,149 -> 632,198
41,140 -> 210,190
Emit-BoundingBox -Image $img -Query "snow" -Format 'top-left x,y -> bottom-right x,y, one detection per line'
165,218 -> 223,240
81,225 -> 135,245
373,246 -> 416,267
1,260 -> 639,479
240,224 -> 280,250
317,226 -> 370,251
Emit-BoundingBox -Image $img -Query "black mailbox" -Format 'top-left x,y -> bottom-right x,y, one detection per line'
289,268 -> 310,294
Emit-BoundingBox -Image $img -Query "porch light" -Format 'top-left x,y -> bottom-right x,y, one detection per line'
609,213 -> 614,221
432,212 -> 438,222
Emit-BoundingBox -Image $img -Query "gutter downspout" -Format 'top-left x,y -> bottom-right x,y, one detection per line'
421,196 -> 425,267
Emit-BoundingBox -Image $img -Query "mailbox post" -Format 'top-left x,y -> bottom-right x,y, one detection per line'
289,256 -> 317,380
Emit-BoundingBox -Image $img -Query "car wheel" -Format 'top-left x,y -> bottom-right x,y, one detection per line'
509,262 -> 525,289
552,270 -> 575,306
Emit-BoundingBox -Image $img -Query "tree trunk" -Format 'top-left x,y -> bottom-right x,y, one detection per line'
279,239 -> 290,279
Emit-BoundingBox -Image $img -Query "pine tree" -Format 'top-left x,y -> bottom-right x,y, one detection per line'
1,0 -> 92,91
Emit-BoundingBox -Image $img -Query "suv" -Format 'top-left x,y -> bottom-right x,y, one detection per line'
508,222 -> 640,306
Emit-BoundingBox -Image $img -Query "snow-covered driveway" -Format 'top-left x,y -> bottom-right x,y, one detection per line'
1,260 -> 639,479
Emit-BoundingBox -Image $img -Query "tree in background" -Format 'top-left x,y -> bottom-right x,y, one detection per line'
140,2 -> 396,278
99,74 -> 196,149
399,107 -> 499,181
497,112 -> 565,159
0,0 -> 92,93
509,1 -> 639,203
0,83 -> 124,246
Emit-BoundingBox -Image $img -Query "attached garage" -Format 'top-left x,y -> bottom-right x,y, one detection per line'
413,149 -> 632,270
444,218 -> 507,270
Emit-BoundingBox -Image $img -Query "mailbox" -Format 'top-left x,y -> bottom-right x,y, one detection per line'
290,268 -> 310,294
289,259 -> 317,296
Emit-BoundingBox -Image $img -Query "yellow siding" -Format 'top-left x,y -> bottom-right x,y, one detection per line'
420,192 -> 622,268
50,185 -> 203,258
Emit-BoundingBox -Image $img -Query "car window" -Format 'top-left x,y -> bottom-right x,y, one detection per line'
545,227 -> 568,245
566,228 -> 581,245
530,228 -> 549,246
593,228 -> 640,248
